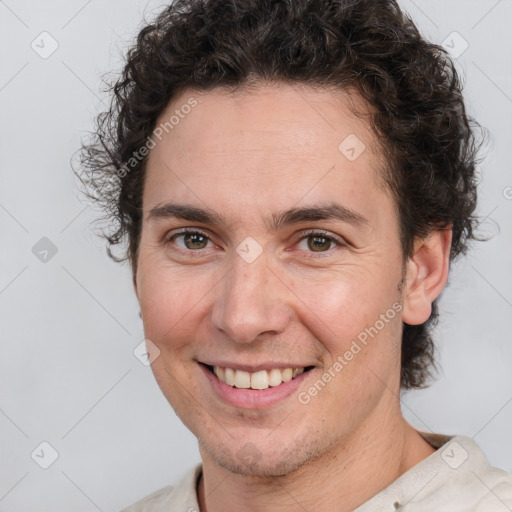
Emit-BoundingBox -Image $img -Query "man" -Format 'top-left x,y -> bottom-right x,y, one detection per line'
79,0 -> 512,510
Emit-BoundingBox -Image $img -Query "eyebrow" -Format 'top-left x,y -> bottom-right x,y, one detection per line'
146,202 -> 369,230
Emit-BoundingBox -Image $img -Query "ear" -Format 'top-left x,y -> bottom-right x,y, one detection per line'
402,227 -> 452,325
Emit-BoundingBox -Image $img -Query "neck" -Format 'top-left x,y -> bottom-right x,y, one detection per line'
197,416 -> 436,512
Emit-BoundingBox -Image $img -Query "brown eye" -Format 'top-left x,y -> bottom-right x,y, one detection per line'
296,230 -> 344,255
184,232 -> 208,249
307,235 -> 333,252
170,231 -> 212,250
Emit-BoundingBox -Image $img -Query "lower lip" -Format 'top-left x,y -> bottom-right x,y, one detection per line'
199,363 -> 311,410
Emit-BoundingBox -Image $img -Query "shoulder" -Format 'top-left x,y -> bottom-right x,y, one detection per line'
424,460 -> 512,511
119,463 -> 202,512
414,434 -> 512,511
356,432 -> 512,512
120,485 -> 175,512
472,464 -> 512,511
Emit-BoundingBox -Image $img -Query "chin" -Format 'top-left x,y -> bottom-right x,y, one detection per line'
199,434 -> 324,478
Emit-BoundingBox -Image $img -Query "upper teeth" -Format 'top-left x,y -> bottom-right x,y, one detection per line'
213,366 -> 305,390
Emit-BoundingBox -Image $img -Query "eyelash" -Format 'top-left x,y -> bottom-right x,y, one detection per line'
166,228 -> 346,257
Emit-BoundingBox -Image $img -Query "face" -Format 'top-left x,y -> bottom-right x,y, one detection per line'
135,84 -> 407,477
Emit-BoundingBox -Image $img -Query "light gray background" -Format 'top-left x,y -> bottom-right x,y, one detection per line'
1,0 -> 511,511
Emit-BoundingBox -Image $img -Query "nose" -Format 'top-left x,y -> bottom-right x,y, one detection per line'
211,251 -> 291,344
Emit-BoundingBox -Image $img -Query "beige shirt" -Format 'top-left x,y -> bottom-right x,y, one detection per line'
120,432 -> 512,511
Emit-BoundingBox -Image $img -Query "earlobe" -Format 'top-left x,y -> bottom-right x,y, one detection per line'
402,227 -> 452,325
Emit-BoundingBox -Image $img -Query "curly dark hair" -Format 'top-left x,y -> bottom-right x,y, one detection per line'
77,0 -> 484,389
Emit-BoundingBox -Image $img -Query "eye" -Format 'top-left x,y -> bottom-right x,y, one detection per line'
296,230 -> 345,253
168,229 -> 213,251
166,228 -> 346,256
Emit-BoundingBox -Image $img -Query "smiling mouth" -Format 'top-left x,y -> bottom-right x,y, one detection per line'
203,364 -> 314,390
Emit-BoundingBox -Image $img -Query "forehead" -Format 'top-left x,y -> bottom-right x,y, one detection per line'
143,83 -> 393,226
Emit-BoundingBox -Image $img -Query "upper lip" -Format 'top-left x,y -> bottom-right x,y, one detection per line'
198,360 -> 314,373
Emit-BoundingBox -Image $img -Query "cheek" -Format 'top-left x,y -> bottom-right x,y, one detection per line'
137,262 -> 211,344
289,271 -> 381,338
291,269 -> 402,371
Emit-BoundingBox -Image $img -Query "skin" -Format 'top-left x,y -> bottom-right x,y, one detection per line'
134,83 -> 452,511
